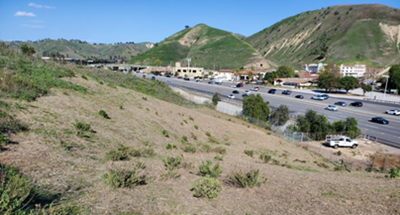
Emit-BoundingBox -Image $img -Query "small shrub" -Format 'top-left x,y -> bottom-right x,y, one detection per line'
164,155 -> 183,170
388,167 -> 399,179
259,154 -> 272,163
335,151 -> 342,156
191,177 -> 222,199
142,97 -> 147,101
208,136 -> 219,144
229,169 -> 266,188
0,133 -> 8,148
183,145 -> 197,153
194,125 -> 199,130
200,143 -> 212,153
166,144 -> 178,150
214,156 -> 223,161
102,169 -> 147,188
244,150 -> 254,157
183,120 -> 188,124
213,146 -> 226,155
105,145 -> 130,161
108,83 -> 117,88
294,159 -> 306,163
191,132 -> 197,140
162,130 -> 169,138
130,147 -> 155,158
205,131 -> 211,137
81,75 -> 88,80
198,160 -> 222,178
73,121 -> 91,131
189,116 -> 194,121
99,110 -> 110,119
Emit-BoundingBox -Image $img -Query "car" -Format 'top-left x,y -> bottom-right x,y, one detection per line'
236,82 -> 244,88
232,90 -> 239,94
326,135 -> 358,149
251,87 -> 259,91
165,74 -> 171,78
195,79 -> 200,82
228,94 -> 235,99
295,95 -> 304,99
326,105 -> 338,111
385,109 -> 400,115
230,85 -> 237,88
350,101 -> 363,107
208,81 -> 213,84
321,94 -> 329,100
268,89 -> 276,94
151,76 -> 156,80
371,117 -> 389,125
177,76 -> 183,79
311,95 -> 324,100
183,77 -> 190,81
334,101 -> 347,106
282,90 -> 292,95
242,93 -> 249,97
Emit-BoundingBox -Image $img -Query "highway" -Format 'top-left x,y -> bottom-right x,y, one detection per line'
135,73 -> 400,148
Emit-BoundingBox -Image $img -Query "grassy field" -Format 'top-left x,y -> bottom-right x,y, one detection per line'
1,45 -> 400,214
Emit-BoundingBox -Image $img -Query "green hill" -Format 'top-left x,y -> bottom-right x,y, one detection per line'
6,39 -> 154,60
246,4 -> 400,68
130,24 -> 273,70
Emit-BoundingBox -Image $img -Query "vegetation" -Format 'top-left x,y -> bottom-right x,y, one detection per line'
361,82 -> 373,95
263,66 -> 296,84
20,43 -> 36,56
212,92 -> 221,106
198,160 -> 222,178
388,65 -> 400,93
340,76 -> 359,93
388,167 -> 399,179
103,166 -> 147,188
229,169 -> 266,188
99,110 -> 110,119
317,70 -> 340,92
163,155 -> 183,171
271,105 -> 290,126
191,177 -> 222,199
242,94 -> 270,125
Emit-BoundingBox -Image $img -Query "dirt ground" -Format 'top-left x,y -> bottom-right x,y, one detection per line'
1,76 -> 399,215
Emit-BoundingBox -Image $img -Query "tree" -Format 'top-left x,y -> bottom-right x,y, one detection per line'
340,76 -> 359,93
317,70 -> 340,92
276,66 -> 295,78
20,44 -> 35,56
332,117 -> 361,138
212,93 -> 220,106
294,109 -> 331,141
242,94 -> 270,123
360,82 -> 372,96
271,105 -> 289,126
389,65 -> 400,94
154,59 -> 162,66
248,72 -> 254,81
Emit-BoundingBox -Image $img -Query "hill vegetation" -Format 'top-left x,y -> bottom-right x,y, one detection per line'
6,39 -> 154,62
130,24 -> 272,70
247,4 -> 400,68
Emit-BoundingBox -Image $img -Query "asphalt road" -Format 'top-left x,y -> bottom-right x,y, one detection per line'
135,73 -> 400,148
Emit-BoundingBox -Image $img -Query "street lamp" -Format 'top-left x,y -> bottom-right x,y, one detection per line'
383,75 -> 389,100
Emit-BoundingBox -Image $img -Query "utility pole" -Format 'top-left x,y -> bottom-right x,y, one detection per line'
383,75 -> 389,100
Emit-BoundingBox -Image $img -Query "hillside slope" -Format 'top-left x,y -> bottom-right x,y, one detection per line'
6,39 -> 154,60
247,4 -> 400,68
1,46 -> 399,214
130,24 -> 272,70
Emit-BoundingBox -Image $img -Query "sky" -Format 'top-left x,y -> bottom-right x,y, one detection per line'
0,0 -> 399,44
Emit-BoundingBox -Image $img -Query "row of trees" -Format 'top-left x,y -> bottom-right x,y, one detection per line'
317,70 -> 372,94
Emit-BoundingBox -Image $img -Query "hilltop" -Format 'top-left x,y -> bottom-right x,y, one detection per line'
1,44 -> 400,214
130,24 -> 273,70
247,4 -> 400,68
6,39 -> 154,61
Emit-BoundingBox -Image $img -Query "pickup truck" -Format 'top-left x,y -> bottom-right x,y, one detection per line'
326,136 -> 358,149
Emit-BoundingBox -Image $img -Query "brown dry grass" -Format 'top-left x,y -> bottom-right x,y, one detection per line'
1,76 -> 399,215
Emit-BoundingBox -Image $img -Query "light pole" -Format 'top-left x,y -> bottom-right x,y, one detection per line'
383,75 -> 389,100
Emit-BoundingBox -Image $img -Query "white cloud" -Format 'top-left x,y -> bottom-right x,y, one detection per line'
14,11 -> 36,17
28,2 -> 56,9
21,24 -> 45,29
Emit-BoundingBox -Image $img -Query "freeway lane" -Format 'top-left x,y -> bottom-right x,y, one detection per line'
135,73 -> 400,147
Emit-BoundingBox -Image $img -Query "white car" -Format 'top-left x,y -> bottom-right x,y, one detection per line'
230,85 -> 237,88
385,109 -> 400,115
326,136 -> 358,149
326,105 -> 338,111
228,94 -> 235,99
311,95 -> 324,100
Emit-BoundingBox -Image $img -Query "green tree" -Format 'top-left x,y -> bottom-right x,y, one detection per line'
389,65 -> 400,94
276,66 -> 295,77
20,43 -> 35,56
271,105 -> 289,126
248,71 -> 254,81
360,82 -> 372,96
294,109 -> 332,140
212,92 -> 220,106
242,94 -> 270,123
340,76 -> 359,93
317,70 -> 340,92
154,59 -> 162,66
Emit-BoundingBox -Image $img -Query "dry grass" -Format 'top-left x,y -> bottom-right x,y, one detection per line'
1,76 -> 399,214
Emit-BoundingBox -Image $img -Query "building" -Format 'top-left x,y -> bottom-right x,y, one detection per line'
173,62 -> 204,79
339,64 -> 366,78
304,63 -> 325,73
274,78 -> 318,87
214,69 -> 235,82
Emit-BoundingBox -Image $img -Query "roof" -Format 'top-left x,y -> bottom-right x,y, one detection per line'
275,78 -> 316,83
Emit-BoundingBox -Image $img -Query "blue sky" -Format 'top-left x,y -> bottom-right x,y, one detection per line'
0,0 -> 399,44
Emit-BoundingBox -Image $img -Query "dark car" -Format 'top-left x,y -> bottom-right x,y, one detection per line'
208,81 -> 213,84
295,95 -> 304,99
232,90 -> 239,94
371,117 -> 389,125
282,90 -> 292,95
268,89 -> 276,94
321,94 -> 329,100
335,101 -> 347,106
350,101 -> 363,107
183,77 -> 190,81
242,93 -> 249,97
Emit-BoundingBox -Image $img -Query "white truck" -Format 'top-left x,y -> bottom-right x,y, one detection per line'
326,135 -> 358,149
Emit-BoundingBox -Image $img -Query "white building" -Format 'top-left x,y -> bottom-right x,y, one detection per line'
339,64 -> 366,78
304,63 -> 325,73
173,62 -> 204,79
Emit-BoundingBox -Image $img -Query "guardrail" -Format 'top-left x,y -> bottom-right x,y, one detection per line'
363,98 -> 400,105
